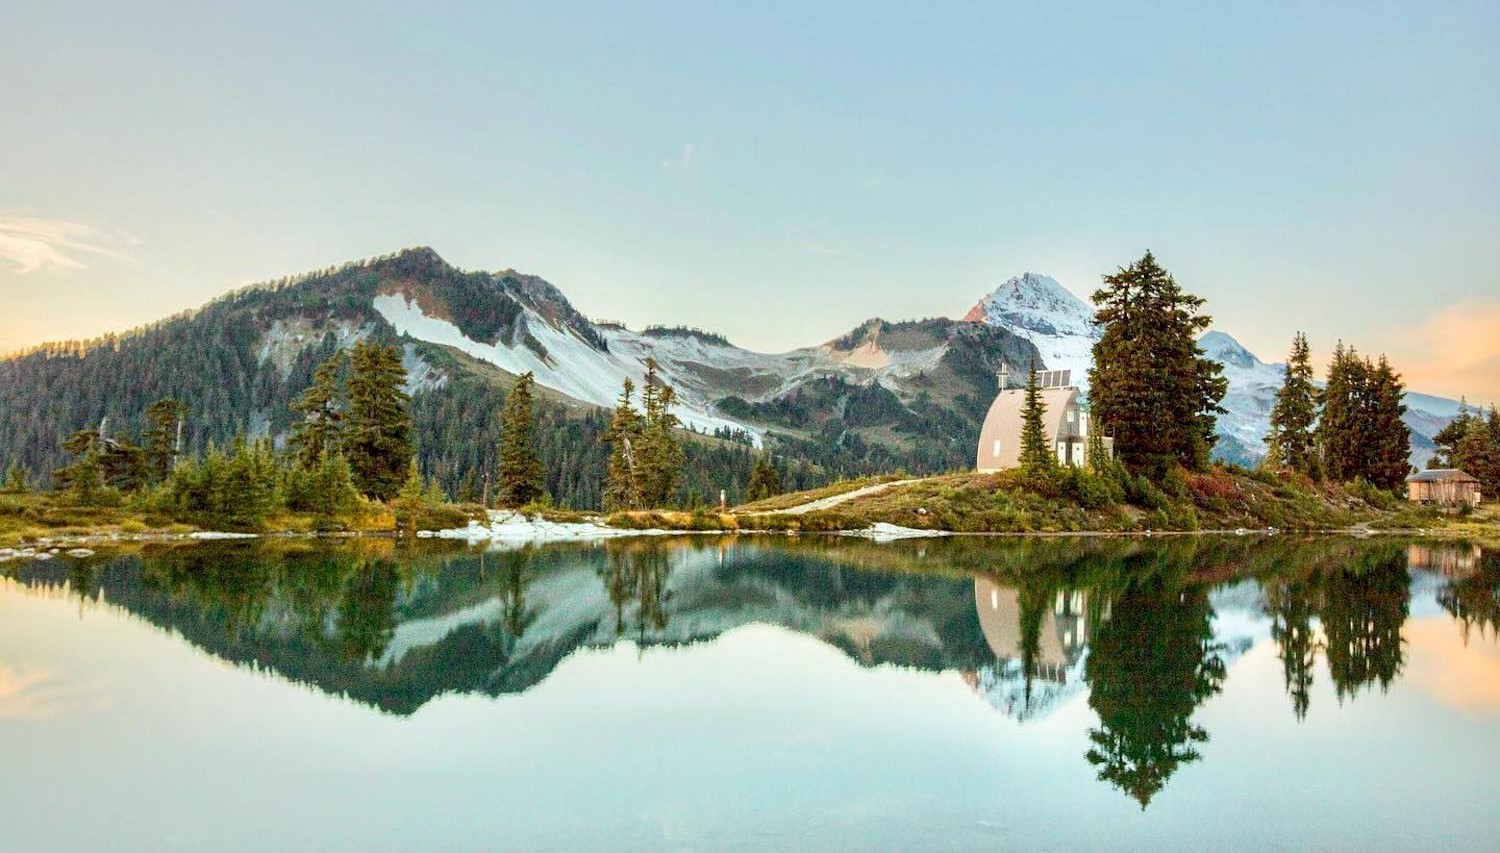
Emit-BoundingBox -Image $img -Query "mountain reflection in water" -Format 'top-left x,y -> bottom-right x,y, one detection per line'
8,534 -> 1499,810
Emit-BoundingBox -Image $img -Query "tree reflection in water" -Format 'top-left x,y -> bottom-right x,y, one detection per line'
10,534 -> 1488,808
1083,573 -> 1226,808
1321,545 -> 1408,703
601,542 -> 673,639
1266,573 -> 1320,721
336,561 -> 400,663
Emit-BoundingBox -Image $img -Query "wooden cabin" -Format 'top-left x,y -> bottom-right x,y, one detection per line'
1405,468 -> 1482,509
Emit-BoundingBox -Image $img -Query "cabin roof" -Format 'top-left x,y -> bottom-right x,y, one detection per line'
976,386 -> 1080,470
1406,468 -> 1480,483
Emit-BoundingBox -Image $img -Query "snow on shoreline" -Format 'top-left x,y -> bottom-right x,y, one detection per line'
433,511 -> 678,543
432,513 -> 942,545
842,522 -> 950,542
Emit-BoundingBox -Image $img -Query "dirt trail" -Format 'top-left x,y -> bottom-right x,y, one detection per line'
771,479 -> 921,515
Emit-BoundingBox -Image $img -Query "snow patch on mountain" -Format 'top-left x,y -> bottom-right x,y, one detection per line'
965,273 -> 1100,391
1202,330 -> 1286,458
374,293 -> 763,444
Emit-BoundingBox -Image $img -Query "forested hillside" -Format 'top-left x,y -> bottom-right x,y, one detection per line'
0,248 -> 1037,508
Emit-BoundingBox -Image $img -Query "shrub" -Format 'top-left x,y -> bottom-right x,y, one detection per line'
1161,467 -> 1190,499
1129,475 -> 1170,511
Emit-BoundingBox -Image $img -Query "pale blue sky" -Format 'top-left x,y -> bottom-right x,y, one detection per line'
3,1 -> 1497,397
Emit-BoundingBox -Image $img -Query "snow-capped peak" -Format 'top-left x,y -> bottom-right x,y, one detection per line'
1198,330 -> 1263,370
963,273 -> 1097,339
963,273 -> 1098,391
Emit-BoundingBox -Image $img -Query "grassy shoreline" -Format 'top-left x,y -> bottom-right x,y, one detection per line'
3,465 -> 1494,549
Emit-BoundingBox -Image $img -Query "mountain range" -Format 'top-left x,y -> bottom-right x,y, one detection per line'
963,271 -> 1462,465
0,247 -> 1458,503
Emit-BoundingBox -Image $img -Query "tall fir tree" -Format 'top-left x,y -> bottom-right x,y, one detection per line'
141,398 -> 188,485
602,378 -> 644,512
3,460 -> 29,493
291,352 -> 347,470
496,372 -> 547,507
1367,356 -> 1410,492
1431,399 -> 1476,469
342,342 -> 413,501
314,452 -> 361,521
746,458 -> 783,502
638,358 -> 684,508
1087,252 -> 1226,477
1318,346 -> 1410,491
1318,343 -> 1361,482
1266,332 -> 1320,476
54,427 -> 105,502
1019,360 -> 1054,475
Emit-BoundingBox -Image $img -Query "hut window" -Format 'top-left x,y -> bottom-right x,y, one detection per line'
993,439 -> 1002,458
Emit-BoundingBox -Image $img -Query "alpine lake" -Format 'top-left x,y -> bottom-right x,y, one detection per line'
2,533 -> 1497,852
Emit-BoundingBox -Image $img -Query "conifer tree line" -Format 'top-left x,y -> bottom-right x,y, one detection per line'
37,340 -> 416,529
1431,402 -> 1500,497
1265,334 -> 1411,492
17,339 -> 807,525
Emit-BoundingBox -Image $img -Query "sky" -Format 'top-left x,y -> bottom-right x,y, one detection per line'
3,1 -> 1497,400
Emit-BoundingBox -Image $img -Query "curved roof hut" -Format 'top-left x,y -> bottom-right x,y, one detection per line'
975,367 -> 1107,472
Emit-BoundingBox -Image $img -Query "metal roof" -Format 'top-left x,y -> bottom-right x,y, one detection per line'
1406,468 -> 1480,483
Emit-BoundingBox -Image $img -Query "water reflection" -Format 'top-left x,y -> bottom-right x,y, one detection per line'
5,534 -> 1496,810
1085,573 -> 1225,807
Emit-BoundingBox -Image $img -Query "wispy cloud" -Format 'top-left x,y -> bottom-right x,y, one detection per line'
0,214 -> 139,274
1393,298 -> 1500,402
660,142 -> 707,173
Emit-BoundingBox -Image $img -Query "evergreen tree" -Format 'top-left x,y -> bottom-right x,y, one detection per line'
638,358 -> 684,508
393,459 -> 429,536
1266,332 -> 1320,476
1431,400 -> 1476,469
1367,356 -> 1410,492
496,372 -> 547,506
3,461 -> 27,493
219,437 -> 278,528
1432,402 -> 1499,499
1319,347 -> 1410,491
54,428 -> 105,503
602,379 -> 644,512
315,452 -> 361,520
1087,252 -> 1226,477
342,342 -> 412,501
141,398 -> 188,484
291,352 -> 347,470
746,458 -> 783,502
163,435 -> 279,529
1318,343 -> 1362,482
1019,360 -> 1054,475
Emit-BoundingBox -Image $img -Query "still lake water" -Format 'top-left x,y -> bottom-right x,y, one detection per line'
2,535 -> 1497,852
